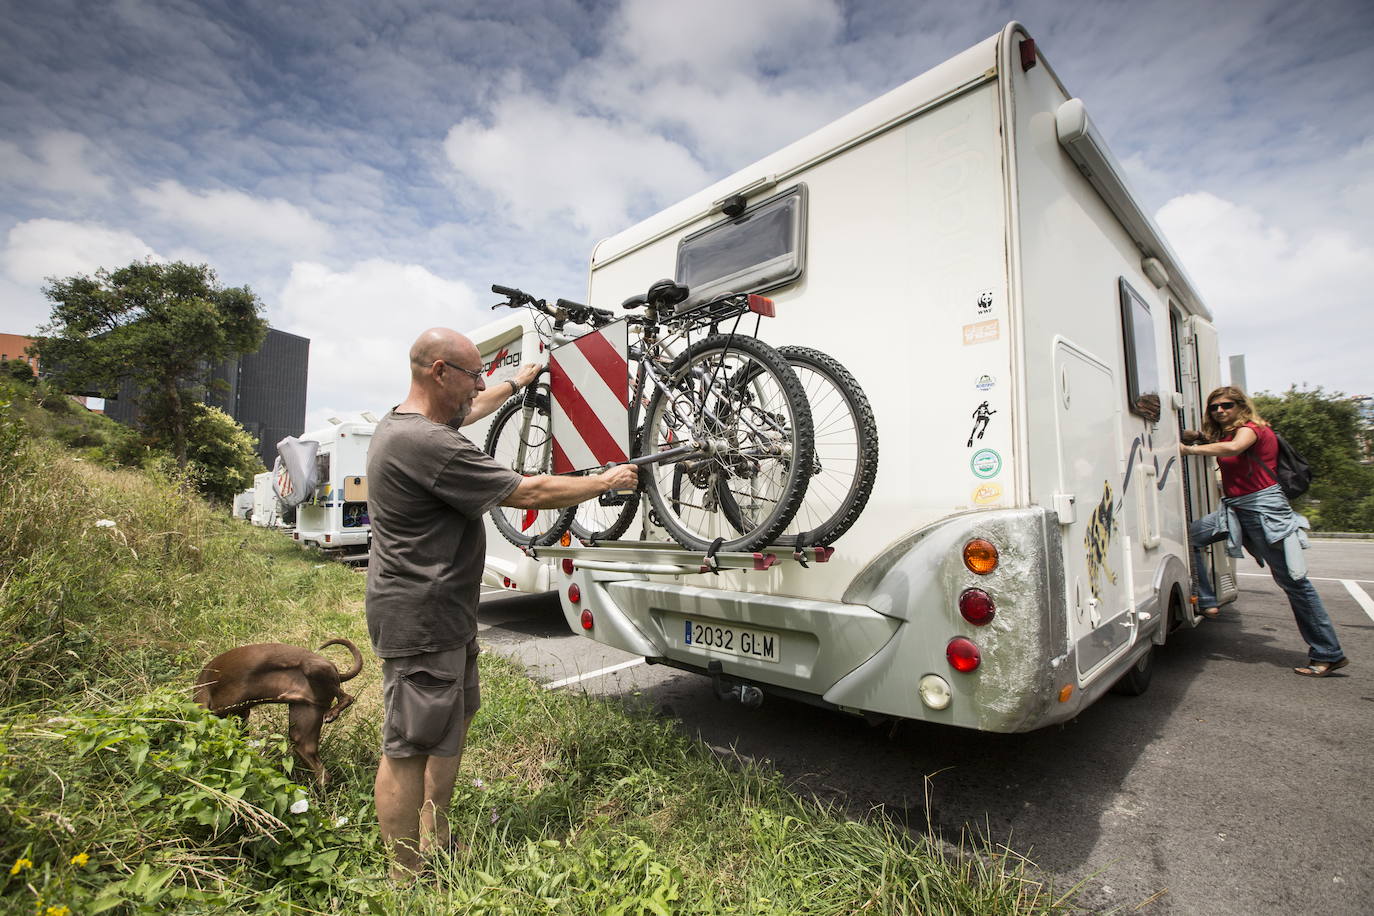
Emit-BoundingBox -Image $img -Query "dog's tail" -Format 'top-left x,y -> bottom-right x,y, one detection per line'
318,638 -> 364,681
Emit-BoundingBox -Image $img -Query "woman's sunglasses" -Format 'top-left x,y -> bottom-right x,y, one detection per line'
1208,401 -> 1238,412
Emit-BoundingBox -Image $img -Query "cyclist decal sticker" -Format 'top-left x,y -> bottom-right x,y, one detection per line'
970,448 -> 1001,478
971,482 -> 1003,506
548,319 -> 630,474
1084,481 -> 1119,602
975,373 -> 996,391
962,319 -> 999,345
967,401 -> 996,447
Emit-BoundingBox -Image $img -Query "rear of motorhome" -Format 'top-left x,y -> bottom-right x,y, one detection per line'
250,470 -> 281,528
483,22 -> 1234,732
290,418 -> 375,556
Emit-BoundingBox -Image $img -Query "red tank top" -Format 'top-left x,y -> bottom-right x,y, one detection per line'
1216,423 -> 1278,497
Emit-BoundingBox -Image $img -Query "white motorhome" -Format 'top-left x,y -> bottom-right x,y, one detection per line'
289,418 -> 376,556
232,488 -> 255,520
481,22 -> 1236,732
250,470 -> 281,528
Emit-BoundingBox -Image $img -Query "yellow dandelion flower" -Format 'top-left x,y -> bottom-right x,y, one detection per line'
9,857 -> 33,875
68,853 -> 89,867
46,906 -> 72,916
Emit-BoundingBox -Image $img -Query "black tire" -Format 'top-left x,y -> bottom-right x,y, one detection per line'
1110,643 -> 1154,696
641,334 -> 813,553
482,394 -> 575,547
720,346 -> 878,547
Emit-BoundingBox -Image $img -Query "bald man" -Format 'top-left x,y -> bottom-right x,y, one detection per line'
365,327 -> 636,880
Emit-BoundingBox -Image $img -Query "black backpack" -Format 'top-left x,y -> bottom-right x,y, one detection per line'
1248,428 -> 1313,500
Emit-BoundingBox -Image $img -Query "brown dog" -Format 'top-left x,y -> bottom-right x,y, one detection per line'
194,638 -> 363,785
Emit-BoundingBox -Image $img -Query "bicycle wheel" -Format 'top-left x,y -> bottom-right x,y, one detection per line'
720,346 -> 878,547
482,394 -> 575,547
569,472 -> 640,542
641,334 -> 813,553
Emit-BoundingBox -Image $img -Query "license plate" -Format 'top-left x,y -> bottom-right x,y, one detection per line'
682,618 -> 780,663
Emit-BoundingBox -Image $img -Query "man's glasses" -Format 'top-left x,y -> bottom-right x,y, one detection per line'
441,360 -> 483,382
1208,401 -> 1237,412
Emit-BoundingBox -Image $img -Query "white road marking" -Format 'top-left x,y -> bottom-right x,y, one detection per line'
1340,580 -> 1374,624
543,658 -> 646,690
1238,573 -> 1374,584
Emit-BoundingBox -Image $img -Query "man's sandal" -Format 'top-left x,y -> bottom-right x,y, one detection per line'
1294,658 -> 1349,678
1199,606 -> 1220,619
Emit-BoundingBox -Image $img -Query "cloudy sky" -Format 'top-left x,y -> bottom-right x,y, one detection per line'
2,0 -> 1371,433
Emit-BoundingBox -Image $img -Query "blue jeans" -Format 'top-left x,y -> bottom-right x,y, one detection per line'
1189,509 -> 1344,662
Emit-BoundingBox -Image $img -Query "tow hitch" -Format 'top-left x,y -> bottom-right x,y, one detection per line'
708,660 -> 762,708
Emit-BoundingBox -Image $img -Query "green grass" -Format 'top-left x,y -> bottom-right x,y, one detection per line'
0,403 -> 1080,914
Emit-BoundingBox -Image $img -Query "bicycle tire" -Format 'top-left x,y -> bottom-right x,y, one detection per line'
482,394 -> 575,547
641,334 -> 813,553
720,346 -> 878,547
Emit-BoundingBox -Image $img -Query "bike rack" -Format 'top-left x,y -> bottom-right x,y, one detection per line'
528,540 -> 833,576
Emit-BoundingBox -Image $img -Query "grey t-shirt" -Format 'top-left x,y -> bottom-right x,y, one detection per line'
365,410 -> 522,657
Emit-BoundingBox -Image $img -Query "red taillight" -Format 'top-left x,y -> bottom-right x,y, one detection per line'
502,576 -> 511,587
580,608 -> 593,630
947,637 -> 982,672
568,583 -> 581,604
958,588 -> 996,626
324,534 -> 332,543
746,294 -> 775,317
562,558 -> 574,575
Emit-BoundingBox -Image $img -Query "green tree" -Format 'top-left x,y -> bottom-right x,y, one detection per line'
33,260 -> 267,466
1254,387 -> 1374,532
175,404 -> 265,503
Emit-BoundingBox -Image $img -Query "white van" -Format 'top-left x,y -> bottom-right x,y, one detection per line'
480,22 -> 1236,732
290,418 -> 375,556
250,470 -> 281,528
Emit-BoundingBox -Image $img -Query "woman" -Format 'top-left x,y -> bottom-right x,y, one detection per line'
1181,387 -> 1347,677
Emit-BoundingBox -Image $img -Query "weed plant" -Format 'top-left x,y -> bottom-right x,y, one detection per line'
0,417 -> 1078,914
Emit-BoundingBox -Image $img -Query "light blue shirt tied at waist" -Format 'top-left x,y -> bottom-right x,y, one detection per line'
1196,484 -> 1311,579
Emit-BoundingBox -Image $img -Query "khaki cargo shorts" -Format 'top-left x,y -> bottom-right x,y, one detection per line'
380,639 -> 480,757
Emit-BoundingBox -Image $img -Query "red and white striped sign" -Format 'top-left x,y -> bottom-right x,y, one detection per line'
549,320 -> 630,474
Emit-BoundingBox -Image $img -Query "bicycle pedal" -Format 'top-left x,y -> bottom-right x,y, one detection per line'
599,491 -> 633,506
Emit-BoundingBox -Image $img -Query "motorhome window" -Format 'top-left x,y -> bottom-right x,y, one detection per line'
675,186 -> 806,305
1120,278 -> 1161,422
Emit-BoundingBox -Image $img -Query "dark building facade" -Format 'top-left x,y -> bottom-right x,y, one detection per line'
104,328 -> 309,469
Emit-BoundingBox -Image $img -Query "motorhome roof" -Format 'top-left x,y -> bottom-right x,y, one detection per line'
591,22 -> 1211,322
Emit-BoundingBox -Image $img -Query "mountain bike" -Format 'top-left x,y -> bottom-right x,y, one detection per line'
484,280 -> 816,553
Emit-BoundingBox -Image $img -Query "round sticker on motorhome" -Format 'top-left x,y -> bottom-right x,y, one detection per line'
970,449 -> 1002,478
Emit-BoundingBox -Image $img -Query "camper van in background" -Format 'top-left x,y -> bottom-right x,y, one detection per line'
289,417 -> 376,559
480,21 -> 1234,733
250,470 -> 282,528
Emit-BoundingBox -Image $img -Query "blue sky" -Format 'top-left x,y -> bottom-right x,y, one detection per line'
1,0 -> 1371,431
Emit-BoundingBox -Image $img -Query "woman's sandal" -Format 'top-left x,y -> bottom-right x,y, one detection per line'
1199,606 -> 1220,619
1294,657 -> 1349,678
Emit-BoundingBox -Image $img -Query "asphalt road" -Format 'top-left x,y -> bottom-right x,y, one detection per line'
476,539 -> 1374,914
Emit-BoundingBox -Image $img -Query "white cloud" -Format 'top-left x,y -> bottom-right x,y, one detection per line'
0,130 -> 113,198
1157,191 -> 1374,394
134,180 -> 332,253
1,218 -> 161,288
275,259 -> 485,430
444,95 -> 713,236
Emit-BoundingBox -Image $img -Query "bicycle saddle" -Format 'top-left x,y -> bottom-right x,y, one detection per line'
646,279 -> 690,308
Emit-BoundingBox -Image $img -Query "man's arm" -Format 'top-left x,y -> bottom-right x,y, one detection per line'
503,464 -> 638,510
464,362 -> 543,425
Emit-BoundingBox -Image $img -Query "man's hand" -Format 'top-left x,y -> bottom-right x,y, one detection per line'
511,361 -> 542,389
598,464 -> 638,492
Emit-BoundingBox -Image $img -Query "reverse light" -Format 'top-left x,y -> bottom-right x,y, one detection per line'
918,674 -> 952,710
962,538 -> 999,574
579,608 -> 594,630
568,583 -> 581,604
958,588 -> 996,626
946,637 -> 982,673
561,558 -> 575,575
